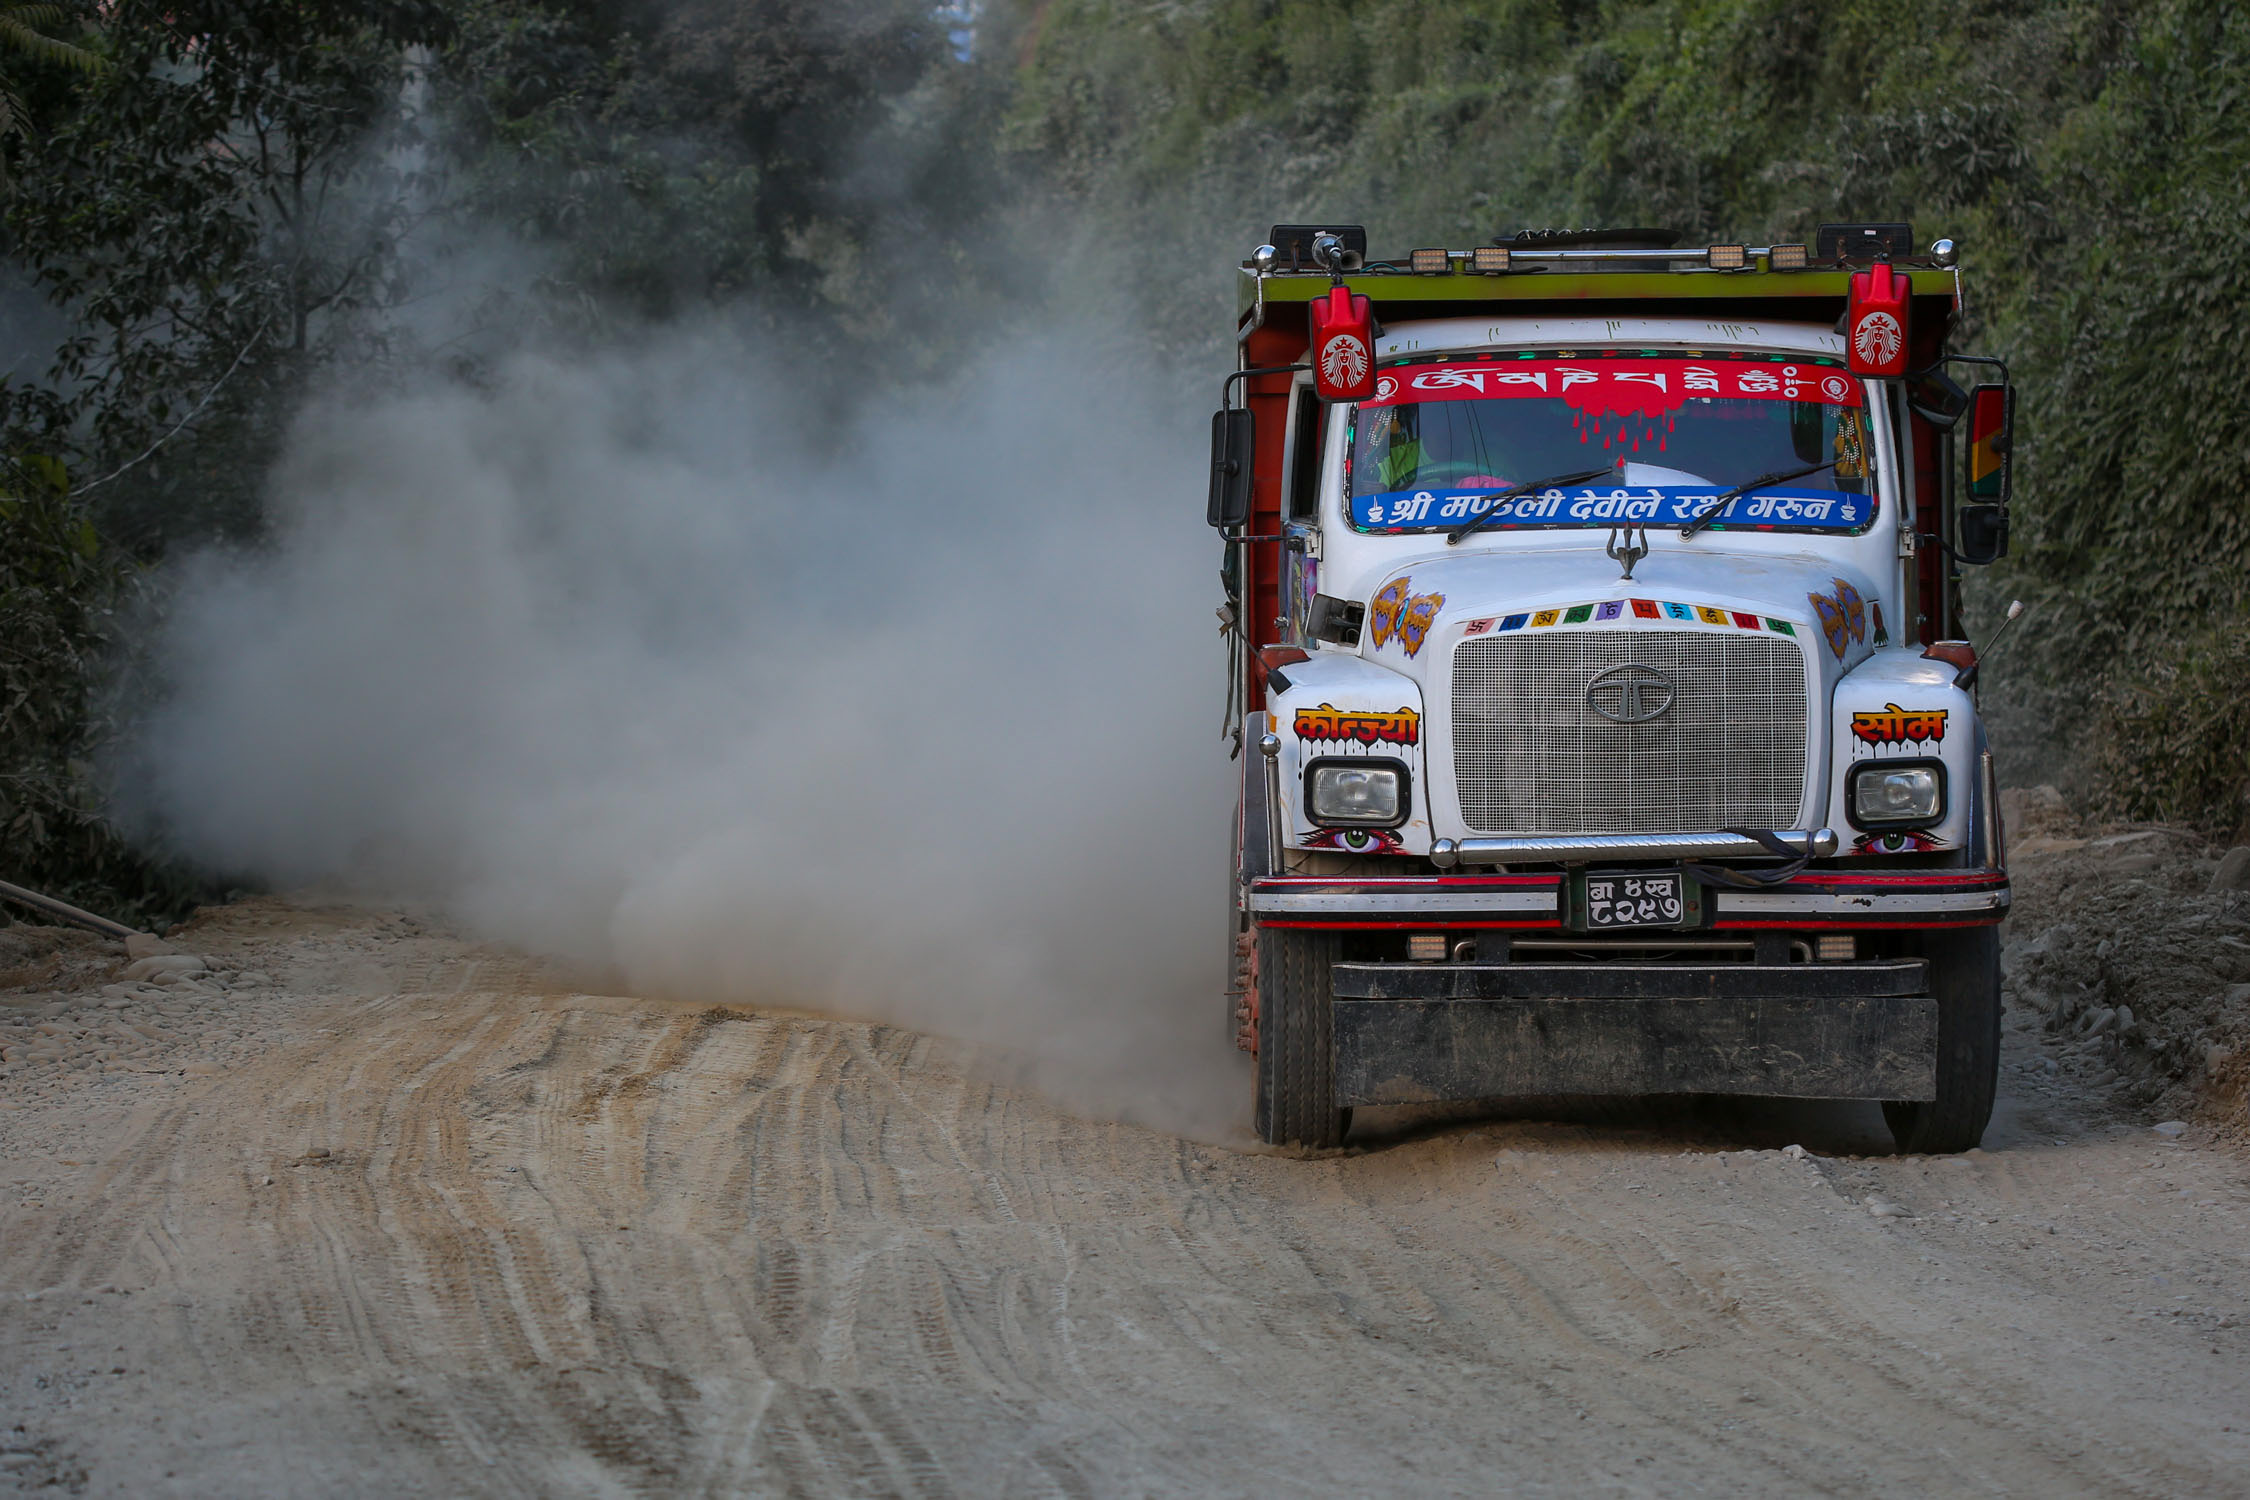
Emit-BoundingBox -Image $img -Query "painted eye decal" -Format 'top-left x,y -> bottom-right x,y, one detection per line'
1850,829 -> 1944,855
1302,827 -> 1405,855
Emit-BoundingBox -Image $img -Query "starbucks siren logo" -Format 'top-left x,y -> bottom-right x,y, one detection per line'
1852,311 -> 1903,368
1320,333 -> 1371,390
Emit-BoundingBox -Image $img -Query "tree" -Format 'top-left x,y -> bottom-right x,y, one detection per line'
4,1 -> 452,548
0,2 -> 103,180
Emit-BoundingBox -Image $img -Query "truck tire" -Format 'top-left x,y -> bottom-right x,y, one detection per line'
1253,926 -> 1350,1148
1883,925 -> 2001,1154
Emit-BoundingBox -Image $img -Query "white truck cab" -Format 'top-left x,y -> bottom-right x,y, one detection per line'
1213,226 -> 2016,1150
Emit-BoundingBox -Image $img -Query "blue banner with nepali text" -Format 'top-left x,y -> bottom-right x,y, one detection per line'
1348,483 -> 1873,535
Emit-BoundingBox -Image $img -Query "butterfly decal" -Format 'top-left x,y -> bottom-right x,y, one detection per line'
1809,589 -> 1849,660
1368,577 -> 1412,648
1367,575 -> 1446,658
1398,590 -> 1445,658
1833,576 -> 1867,644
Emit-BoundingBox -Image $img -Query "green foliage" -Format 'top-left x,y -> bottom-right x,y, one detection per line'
0,2 -> 104,177
0,455 -> 199,923
5,1 -> 453,550
2,0 -> 2242,915
0,0 -> 1020,912
1008,0 -> 2250,823
2093,611 -> 2250,838
433,0 -> 1022,357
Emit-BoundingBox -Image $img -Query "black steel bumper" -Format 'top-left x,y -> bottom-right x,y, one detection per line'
1332,960 -> 1937,1107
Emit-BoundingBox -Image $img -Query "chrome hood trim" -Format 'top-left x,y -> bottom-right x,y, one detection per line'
1430,828 -> 1840,868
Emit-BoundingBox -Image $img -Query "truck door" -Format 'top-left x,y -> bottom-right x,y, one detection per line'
1280,384 -> 1324,645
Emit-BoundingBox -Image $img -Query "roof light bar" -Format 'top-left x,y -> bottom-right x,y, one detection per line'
1768,243 -> 1809,271
1705,243 -> 1748,271
1469,245 -> 1511,274
1409,247 -> 1450,276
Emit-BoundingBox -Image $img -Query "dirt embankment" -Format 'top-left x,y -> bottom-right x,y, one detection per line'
0,856 -> 2246,1497
2000,786 -> 2250,1125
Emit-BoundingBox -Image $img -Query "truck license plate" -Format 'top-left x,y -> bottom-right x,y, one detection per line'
1577,869 -> 1693,931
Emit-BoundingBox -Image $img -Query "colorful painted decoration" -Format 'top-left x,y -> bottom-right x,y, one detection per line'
1368,575 -> 1445,658
1366,358 -> 1865,414
1293,702 -> 1421,748
1302,827 -> 1406,855
1809,589 -> 1849,659
1475,599 -> 1801,638
1349,483 -> 1872,535
1397,590 -> 1443,657
1834,577 -> 1867,644
1851,829 -> 1946,855
1849,703 -> 1950,747
1369,577 -> 1410,645
1806,578 -> 1871,660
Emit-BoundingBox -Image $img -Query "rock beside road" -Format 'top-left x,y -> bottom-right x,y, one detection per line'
119,954 -> 208,984
124,932 -> 181,961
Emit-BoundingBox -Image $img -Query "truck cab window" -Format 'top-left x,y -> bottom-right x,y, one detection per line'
1346,355 -> 1876,535
1286,387 -> 1323,521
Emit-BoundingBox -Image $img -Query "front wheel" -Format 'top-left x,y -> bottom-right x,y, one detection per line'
1884,925 -> 2002,1154
1253,926 -> 1350,1149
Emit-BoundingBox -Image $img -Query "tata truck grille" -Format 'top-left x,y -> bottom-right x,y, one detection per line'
1451,630 -> 1808,834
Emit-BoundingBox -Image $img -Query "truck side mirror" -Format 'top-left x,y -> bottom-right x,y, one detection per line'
1208,408 -> 1254,528
1957,383 -> 2013,564
1958,504 -> 2008,564
1907,367 -> 1968,429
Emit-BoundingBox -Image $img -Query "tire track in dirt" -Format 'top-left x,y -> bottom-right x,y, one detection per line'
3,899 -> 2249,1496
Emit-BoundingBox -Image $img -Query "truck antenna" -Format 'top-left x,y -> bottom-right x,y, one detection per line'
1954,599 -> 2025,690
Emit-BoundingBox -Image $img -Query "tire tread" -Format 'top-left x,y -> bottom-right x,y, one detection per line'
1885,925 -> 2002,1154
1254,927 -> 1347,1148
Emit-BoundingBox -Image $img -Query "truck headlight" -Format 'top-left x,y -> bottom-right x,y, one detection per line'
1307,760 -> 1407,826
1849,761 -> 1945,828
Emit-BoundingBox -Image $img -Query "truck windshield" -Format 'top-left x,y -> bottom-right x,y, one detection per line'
1348,353 -> 1876,536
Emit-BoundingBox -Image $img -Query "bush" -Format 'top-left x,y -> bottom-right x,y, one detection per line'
0,456 -> 202,925
2092,612 -> 2250,838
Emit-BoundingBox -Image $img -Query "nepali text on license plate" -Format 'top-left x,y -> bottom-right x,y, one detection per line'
1584,871 -> 1687,930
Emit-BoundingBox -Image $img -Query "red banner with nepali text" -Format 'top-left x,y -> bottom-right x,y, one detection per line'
1365,358 -> 1864,417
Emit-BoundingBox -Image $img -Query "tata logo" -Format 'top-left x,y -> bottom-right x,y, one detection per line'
1586,663 -> 1675,723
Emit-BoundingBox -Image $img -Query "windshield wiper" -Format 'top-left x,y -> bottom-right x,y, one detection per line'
1445,465 -> 1617,545
1678,459 -> 1840,539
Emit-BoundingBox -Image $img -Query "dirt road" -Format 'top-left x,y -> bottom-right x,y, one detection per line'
3,881 -> 2248,1497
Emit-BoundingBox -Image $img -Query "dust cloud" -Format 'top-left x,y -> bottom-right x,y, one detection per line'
119,326 -> 1247,1137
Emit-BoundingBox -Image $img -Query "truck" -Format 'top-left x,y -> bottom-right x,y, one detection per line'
1211,223 -> 2017,1152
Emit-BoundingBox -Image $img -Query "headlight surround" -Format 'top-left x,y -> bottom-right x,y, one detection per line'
1848,759 -> 1946,829
1306,759 -> 1409,827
